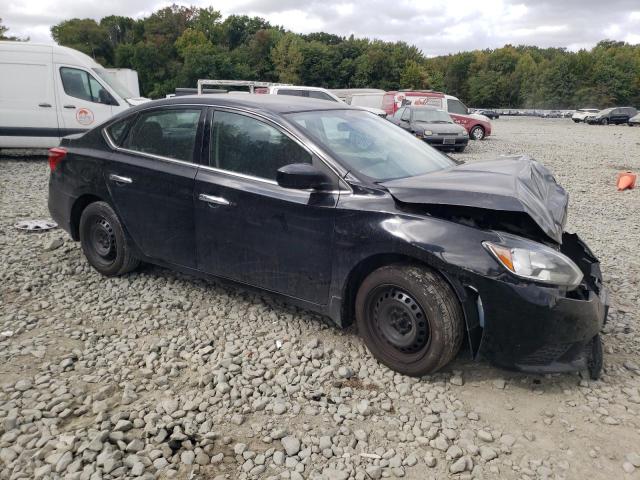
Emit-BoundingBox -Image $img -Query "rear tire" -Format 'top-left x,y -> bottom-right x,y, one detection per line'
454,146 -> 466,153
469,125 -> 485,140
355,265 -> 464,376
79,201 -> 139,276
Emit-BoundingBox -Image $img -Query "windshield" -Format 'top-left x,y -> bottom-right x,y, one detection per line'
93,68 -> 134,99
412,109 -> 453,123
287,109 -> 455,181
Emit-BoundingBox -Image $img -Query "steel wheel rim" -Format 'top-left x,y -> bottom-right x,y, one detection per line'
90,216 -> 116,260
368,285 -> 431,355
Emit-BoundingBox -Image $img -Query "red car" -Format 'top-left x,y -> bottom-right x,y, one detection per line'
382,90 -> 492,140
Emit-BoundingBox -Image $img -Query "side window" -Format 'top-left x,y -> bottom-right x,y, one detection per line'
308,91 -> 337,102
124,108 -> 201,162
447,99 -> 469,115
60,67 -> 116,105
211,111 -> 311,181
401,109 -> 411,121
276,89 -> 307,97
106,117 -> 134,146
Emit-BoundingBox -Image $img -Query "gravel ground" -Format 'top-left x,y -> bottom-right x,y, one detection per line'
1,117 -> 639,480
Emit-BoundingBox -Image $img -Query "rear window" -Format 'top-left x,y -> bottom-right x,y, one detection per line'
106,117 -> 134,146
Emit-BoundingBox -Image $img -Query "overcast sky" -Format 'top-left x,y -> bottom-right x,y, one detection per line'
4,0 -> 640,56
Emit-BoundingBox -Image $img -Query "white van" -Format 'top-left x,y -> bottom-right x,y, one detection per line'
0,42 -> 148,148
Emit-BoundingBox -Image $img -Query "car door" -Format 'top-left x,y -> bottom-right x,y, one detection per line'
103,106 -> 204,268
194,109 -> 340,304
55,66 -> 118,134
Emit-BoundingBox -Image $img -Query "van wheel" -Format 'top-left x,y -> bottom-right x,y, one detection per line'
79,201 -> 139,276
470,125 -> 485,140
355,265 -> 464,376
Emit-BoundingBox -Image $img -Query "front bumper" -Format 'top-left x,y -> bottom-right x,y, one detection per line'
475,233 -> 608,373
423,136 -> 468,149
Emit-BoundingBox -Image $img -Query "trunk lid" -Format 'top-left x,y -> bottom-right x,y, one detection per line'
381,155 -> 568,243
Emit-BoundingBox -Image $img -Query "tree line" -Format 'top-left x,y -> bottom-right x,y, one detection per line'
4,7 -> 639,108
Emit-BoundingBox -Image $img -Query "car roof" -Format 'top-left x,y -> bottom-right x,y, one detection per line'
131,94 -> 357,115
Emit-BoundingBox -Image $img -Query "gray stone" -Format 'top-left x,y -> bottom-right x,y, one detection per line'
281,436 -> 301,456
365,465 -> 382,479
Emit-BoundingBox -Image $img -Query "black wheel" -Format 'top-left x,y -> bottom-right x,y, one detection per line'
601,118 -> 608,125
588,334 -> 603,380
355,265 -> 464,376
454,146 -> 466,153
469,125 -> 485,140
79,201 -> 139,276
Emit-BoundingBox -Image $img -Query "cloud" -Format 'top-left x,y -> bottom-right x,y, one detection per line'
3,0 -> 639,55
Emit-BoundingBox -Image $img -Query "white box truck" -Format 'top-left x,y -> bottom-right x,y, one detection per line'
105,68 -> 141,98
0,42 -> 148,148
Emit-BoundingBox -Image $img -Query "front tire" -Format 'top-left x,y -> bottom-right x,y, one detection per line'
601,118 -> 608,125
469,125 -> 485,140
454,146 -> 466,153
79,201 -> 139,276
355,265 -> 464,376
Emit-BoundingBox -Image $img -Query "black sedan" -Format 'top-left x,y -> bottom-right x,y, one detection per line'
48,95 -> 608,378
586,107 -> 638,125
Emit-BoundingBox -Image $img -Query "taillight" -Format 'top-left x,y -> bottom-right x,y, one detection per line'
48,147 -> 67,172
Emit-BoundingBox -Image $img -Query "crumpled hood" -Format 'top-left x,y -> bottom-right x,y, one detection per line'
381,155 -> 568,243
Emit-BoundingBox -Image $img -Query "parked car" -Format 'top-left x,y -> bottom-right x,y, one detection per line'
585,107 -> 638,125
572,108 -> 600,123
381,90 -> 492,140
475,109 -> 499,119
388,106 -> 468,152
48,94 -> 607,378
629,113 -> 640,126
0,41 -> 148,148
541,110 -> 562,118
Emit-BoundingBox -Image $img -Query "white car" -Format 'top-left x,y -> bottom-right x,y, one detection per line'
571,108 -> 599,123
0,41 -> 148,148
628,113 -> 640,126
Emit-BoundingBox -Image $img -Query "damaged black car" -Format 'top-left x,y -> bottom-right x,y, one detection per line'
48,95 -> 608,378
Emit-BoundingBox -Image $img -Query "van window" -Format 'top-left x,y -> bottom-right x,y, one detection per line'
447,99 -> 469,115
276,89 -> 307,97
60,67 -> 117,105
308,91 -> 337,102
211,111 -> 311,181
124,108 -> 201,162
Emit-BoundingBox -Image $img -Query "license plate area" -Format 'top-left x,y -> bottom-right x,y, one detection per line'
443,138 -> 456,145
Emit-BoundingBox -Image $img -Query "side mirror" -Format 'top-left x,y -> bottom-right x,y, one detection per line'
276,163 -> 332,190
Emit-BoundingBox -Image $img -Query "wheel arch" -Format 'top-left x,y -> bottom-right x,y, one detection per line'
338,252 -> 483,358
69,194 -> 106,240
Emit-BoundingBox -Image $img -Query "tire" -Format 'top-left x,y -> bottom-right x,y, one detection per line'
469,125 -> 485,140
572,119 -> 580,123
454,146 -> 466,153
601,118 -> 608,125
79,201 -> 139,276
355,265 -> 464,376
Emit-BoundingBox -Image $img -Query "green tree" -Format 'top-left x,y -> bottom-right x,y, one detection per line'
51,19 -> 110,64
271,33 -> 303,83
400,60 -> 429,89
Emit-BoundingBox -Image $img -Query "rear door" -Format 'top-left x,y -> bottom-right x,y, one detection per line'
55,66 -> 118,134
194,109 -> 340,304
0,52 -> 60,147
104,106 -> 204,268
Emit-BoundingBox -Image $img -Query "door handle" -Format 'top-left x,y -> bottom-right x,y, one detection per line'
109,174 -> 133,184
38,103 -> 52,108
198,193 -> 230,206
63,105 -> 76,109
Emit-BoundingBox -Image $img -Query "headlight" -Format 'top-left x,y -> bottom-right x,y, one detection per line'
483,234 -> 583,290
423,130 -> 433,136
459,131 -> 468,136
